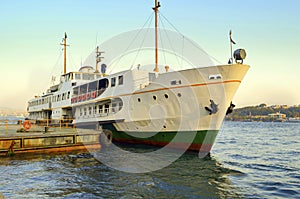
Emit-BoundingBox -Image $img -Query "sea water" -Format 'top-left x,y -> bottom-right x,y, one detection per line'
0,122 -> 299,198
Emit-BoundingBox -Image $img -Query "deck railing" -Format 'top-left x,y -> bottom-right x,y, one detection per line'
0,118 -> 76,134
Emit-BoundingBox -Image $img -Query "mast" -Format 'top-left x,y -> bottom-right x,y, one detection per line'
153,0 -> 160,72
60,32 -> 69,74
95,46 -> 104,73
96,46 -> 100,73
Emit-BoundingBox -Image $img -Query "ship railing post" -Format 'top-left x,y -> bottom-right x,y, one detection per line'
60,119 -> 62,131
6,117 -> 8,134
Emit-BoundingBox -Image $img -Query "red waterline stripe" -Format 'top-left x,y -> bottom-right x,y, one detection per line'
113,138 -> 213,152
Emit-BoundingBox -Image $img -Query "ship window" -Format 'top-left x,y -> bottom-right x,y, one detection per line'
80,108 -> 83,116
79,84 -> 88,94
118,75 -> 124,85
62,93 -> 65,100
99,79 -> 109,89
119,102 -> 123,111
112,103 -> 117,113
75,74 -> 81,80
94,106 -> 97,114
111,77 -> 116,87
67,92 -> 70,99
73,87 -> 79,97
89,107 -> 92,115
153,96 -> 157,101
138,98 -> 141,102
84,107 -> 87,115
83,74 -> 89,80
104,104 -> 109,113
164,94 -> 169,99
88,81 -> 98,92
99,105 -> 103,114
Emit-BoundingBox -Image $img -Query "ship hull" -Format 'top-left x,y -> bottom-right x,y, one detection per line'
102,123 -> 218,152
73,64 -> 250,153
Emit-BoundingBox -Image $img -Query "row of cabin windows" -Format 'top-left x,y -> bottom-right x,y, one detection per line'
62,73 -> 102,82
29,91 -> 71,107
52,92 -> 71,102
73,79 -> 109,97
111,75 -> 123,87
73,75 -> 124,97
79,102 -> 123,116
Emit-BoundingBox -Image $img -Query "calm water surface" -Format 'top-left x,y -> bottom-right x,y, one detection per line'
0,122 -> 299,198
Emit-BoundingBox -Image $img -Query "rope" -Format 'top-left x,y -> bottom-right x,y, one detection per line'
159,11 -> 222,65
159,12 -> 181,66
108,13 -> 154,74
130,14 -> 154,68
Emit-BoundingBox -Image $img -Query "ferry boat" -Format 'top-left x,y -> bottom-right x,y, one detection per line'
27,1 -> 250,153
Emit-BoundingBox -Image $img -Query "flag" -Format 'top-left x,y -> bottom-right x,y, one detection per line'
230,30 -> 236,45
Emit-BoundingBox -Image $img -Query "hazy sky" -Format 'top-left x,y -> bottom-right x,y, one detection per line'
0,0 -> 299,110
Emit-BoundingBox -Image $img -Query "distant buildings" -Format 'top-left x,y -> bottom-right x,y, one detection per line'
268,112 -> 286,122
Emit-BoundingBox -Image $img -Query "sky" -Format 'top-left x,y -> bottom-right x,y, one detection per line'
0,0 -> 300,110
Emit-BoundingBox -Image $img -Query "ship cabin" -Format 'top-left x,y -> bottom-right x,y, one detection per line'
27,66 -> 104,121
72,69 -> 154,121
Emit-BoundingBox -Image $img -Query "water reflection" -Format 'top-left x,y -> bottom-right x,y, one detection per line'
0,151 -> 242,198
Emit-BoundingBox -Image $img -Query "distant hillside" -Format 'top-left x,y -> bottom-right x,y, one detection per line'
0,106 -> 27,116
226,104 -> 300,121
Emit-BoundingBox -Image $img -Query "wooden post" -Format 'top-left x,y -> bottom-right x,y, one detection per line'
5,118 -> 8,134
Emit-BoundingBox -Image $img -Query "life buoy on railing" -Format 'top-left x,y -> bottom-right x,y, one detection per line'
86,93 -> 91,100
23,120 -> 32,131
78,95 -> 82,102
82,94 -> 86,101
92,91 -> 97,98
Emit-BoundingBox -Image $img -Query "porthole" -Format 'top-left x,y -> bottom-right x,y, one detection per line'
177,93 -> 182,97
138,98 -> 141,102
163,125 -> 167,129
164,94 -> 169,99
153,96 -> 157,100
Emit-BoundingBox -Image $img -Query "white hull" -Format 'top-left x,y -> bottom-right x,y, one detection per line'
74,64 -> 249,133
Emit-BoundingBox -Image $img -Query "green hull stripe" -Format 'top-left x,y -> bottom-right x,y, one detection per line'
102,124 -> 218,145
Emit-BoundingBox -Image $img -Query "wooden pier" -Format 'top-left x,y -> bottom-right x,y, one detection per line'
0,124 -> 101,156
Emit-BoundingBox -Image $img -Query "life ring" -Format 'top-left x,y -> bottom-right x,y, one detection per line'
86,93 -> 91,100
92,91 -> 97,98
100,129 -> 113,147
82,94 -> 86,101
23,120 -> 32,130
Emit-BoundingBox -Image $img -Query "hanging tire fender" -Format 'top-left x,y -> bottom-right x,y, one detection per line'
100,129 -> 113,147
